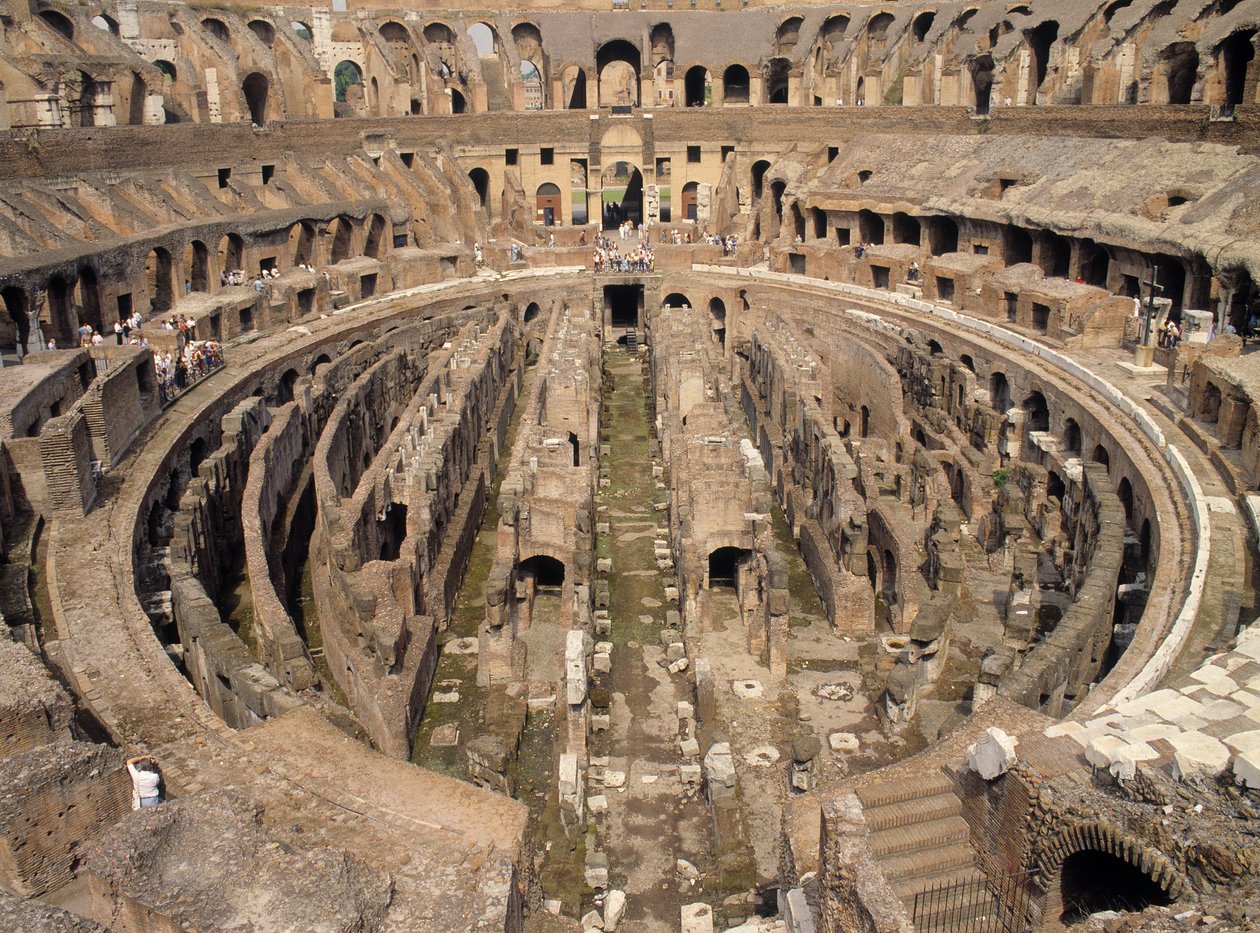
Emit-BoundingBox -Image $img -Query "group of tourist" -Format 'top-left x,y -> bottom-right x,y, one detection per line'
1157,318 -> 1183,349
699,233 -> 739,257
154,339 -> 224,401
592,242 -> 655,274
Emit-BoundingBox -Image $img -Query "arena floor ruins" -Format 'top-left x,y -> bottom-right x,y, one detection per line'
2,0 -> 1260,930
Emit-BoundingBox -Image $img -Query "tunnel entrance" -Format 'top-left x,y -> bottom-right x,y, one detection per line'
378,503 -> 408,561
708,546 -> 751,589
604,284 -> 642,336
1059,849 -> 1171,923
519,554 -> 565,590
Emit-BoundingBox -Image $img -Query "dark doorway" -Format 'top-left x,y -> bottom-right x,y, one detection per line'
519,554 -> 565,589
708,546 -> 751,588
605,284 -> 641,330
242,72 -> 269,124
378,503 -> 408,560
568,431 -> 580,467
1221,30 -> 1256,115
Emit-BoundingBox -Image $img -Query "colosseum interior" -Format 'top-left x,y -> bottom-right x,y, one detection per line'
2,0 -> 1260,930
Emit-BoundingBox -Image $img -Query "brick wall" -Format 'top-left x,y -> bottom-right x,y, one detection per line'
0,742 -> 129,897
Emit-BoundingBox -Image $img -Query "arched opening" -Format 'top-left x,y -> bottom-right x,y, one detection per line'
1103,0 -> 1134,23
563,65 -> 587,109
1059,850 -> 1172,923
990,372 -> 1011,411
858,210 -> 884,245
855,76 -> 866,106
218,233 -> 244,279
3,286 -> 30,353
1046,470 -> 1065,504
468,168 -> 490,211
596,39 -> 641,107
768,180 -> 787,234
684,66 -> 710,107
790,202 -> 806,241
891,213 -> 921,246
680,181 -> 699,221
1040,231 -> 1071,278
1079,240 -> 1110,288
519,554 -> 565,589
1220,30 -> 1256,115
536,183 -> 562,226
202,18 -> 230,43
1092,444 -> 1111,471
276,367 -> 299,406
1004,226 -> 1033,265
291,22 -> 313,43
971,55 -> 994,115
73,71 -> 101,128
1165,42 -> 1198,104
328,216 -> 352,265
146,248 -> 174,314
378,503 -> 408,561
334,60 -> 363,105
1025,21 -> 1059,97
751,160 -> 771,201
960,354 -> 975,373
154,60 -> 177,86
523,302 -> 542,324
1023,391 -> 1049,432
40,10 -> 75,40
363,214 -> 386,260
927,216 -> 959,256
708,546 -> 751,588
766,58 -> 791,104
242,72 -> 269,125
288,224 -> 314,267
449,88 -> 467,114
601,161 -> 643,229
860,405 -> 871,437
1063,418 -> 1081,454
91,14 -> 119,35
663,293 -> 691,308
1117,477 -> 1134,524
723,64 -> 751,104
75,267 -> 102,333
913,11 -> 937,43
520,60 -> 543,110
709,297 -> 726,349
567,431 -> 581,467
248,20 -> 275,46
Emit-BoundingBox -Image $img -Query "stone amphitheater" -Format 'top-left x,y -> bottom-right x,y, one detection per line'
2,0 -> 1260,930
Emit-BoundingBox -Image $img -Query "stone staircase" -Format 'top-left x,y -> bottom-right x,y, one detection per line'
856,770 -> 996,928
624,328 -> 638,353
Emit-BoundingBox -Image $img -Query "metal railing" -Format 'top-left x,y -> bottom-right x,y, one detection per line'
911,870 -> 1038,933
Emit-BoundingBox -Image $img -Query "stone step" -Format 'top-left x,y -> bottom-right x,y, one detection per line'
855,770 -> 953,810
868,816 -> 970,859
878,841 -> 978,883
910,891 -> 1000,930
892,865 -> 987,903
862,790 -> 961,832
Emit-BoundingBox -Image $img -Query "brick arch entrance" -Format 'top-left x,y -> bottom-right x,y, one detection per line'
1036,821 -> 1183,930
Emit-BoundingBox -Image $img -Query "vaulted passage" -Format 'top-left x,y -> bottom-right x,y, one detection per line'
1058,850 -> 1172,922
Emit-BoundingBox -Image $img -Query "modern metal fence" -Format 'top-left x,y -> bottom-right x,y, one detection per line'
911,870 -> 1038,933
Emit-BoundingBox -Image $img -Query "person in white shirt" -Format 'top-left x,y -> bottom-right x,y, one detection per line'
127,755 -> 163,809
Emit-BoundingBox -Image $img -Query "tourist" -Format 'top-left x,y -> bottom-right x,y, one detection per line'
126,755 -> 162,809
908,261 -> 921,282
548,232 -> 556,249
46,337 -> 56,350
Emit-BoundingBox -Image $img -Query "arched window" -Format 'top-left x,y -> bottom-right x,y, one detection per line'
723,64 -> 750,104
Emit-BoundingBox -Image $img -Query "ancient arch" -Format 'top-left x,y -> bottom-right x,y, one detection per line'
723,64 -> 751,104
597,40 -> 641,107
242,72 -> 269,124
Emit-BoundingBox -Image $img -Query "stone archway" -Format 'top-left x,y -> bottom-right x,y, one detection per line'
1036,822 -> 1183,930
